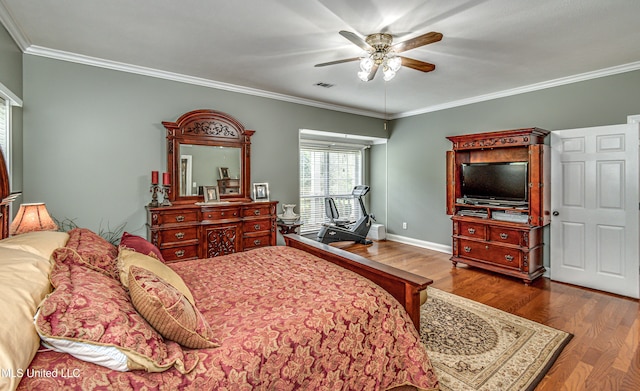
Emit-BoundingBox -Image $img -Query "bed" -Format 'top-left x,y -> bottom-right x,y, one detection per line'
0,150 -> 439,390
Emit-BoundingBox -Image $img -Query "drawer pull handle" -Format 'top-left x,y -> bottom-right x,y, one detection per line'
463,246 -> 471,253
254,239 -> 261,246
207,214 -> 213,218
175,250 -> 185,258
254,224 -> 261,230
254,210 -> 261,216
505,255 -> 514,262
500,233 -> 508,240
233,212 -> 238,216
175,215 -> 185,222
175,232 -> 185,239
221,212 -> 225,216
468,228 -> 475,234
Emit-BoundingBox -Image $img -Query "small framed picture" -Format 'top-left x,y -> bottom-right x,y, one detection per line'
203,185 -> 220,203
253,182 -> 270,201
219,167 -> 229,179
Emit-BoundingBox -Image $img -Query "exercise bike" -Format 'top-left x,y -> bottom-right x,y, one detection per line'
317,185 -> 373,245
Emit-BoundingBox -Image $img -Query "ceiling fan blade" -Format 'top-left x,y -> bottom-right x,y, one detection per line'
400,57 -> 436,72
315,57 -> 360,67
392,32 -> 442,53
339,30 -> 371,51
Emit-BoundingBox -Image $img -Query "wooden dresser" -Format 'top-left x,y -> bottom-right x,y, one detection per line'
147,201 -> 278,263
446,128 -> 550,284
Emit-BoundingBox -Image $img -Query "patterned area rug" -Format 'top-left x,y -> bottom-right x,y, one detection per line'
420,288 -> 572,391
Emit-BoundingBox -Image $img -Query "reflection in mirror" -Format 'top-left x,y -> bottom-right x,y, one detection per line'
178,144 -> 241,197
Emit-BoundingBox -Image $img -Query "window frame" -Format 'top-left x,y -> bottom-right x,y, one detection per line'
299,140 -> 366,234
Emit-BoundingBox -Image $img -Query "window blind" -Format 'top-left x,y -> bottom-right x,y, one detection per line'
299,143 -> 363,233
0,97 -> 7,160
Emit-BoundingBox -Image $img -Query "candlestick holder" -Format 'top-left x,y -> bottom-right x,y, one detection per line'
148,184 -> 161,207
161,185 -> 172,206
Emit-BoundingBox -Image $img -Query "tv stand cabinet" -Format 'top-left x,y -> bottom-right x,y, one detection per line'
446,128 -> 550,284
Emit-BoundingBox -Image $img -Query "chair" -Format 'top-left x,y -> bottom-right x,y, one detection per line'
324,197 -> 352,227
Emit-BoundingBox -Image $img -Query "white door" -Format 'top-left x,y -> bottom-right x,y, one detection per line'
550,123 -> 639,298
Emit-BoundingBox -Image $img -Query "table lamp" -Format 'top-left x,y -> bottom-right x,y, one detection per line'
10,203 -> 58,235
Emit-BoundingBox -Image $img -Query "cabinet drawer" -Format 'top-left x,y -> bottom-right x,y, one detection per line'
243,234 -> 272,250
458,239 -> 521,269
159,227 -> 198,244
156,210 -> 198,225
160,244 -> 198,263
243,219 -> 272,233
243,205 -> 273,218
488,227 -> 522,246
458,221 -> 486,239
202,207 -> 240,221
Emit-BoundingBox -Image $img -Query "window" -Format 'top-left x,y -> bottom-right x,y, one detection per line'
299,143 -> 363,233
0,97 -> 7,166
0,82 -> 21,179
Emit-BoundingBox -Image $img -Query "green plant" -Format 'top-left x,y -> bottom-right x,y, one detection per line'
53,217 -> 127,245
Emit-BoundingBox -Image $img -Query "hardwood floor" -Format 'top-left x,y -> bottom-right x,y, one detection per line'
331,240 -> 640,391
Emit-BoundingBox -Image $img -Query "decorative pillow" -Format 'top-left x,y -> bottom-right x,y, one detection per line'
119,231 -> 165,262
117,248 -> 195,306
0,248 -> 52,391
35,258 -> 199,373
65,228 -> 119,278
129,266 -> 219,349
0,230 -> 69,259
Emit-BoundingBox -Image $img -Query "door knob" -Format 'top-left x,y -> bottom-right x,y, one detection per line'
552,211 -> 559,216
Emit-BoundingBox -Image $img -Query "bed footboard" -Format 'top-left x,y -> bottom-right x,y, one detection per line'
283,234 -> 432,330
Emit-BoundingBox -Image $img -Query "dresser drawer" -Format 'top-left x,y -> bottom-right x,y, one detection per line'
159,227 -> 198,244
457,221 -> 486,239
243,219 -> 272,234
160,244 -> 199,263
202,207 -> 240,221
488,227 -> 522,246
156,210 -> 198,225
243,234 -> 272,250
457,239 -> 521,270
242,205 -> 273,218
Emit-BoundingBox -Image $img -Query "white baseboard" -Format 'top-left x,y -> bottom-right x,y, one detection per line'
385,234 -> 452,254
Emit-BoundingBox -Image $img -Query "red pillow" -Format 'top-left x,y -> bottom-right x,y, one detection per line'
119,232 -> 165,263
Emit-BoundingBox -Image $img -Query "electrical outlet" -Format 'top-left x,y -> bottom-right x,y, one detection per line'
402,222 -> 407,229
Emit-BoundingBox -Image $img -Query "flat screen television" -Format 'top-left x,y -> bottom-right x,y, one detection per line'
461,162 -> 528,204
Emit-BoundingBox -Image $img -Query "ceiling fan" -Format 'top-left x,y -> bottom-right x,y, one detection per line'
315,30 -> 443,81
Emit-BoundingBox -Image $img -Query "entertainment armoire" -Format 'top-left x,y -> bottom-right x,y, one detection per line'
446,128 -> 551,284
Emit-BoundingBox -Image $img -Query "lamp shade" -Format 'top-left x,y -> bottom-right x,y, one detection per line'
10,203 -> 58,235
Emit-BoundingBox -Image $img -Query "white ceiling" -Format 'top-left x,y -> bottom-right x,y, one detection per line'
2,0 -> 640,119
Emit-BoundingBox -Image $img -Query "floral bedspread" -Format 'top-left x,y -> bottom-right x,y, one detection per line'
18,246 -> 439,390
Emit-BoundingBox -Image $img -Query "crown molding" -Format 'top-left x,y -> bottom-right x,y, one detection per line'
393,60 -> 640,119
0,0 -> 30,50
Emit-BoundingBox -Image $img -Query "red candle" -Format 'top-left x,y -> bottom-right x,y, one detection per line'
151,171 -> 159,185
163,172 -> 170,185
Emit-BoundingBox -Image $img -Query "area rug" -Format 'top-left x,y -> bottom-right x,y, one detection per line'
420,288 -> 572,391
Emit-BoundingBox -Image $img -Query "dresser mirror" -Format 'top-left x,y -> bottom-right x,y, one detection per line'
163,109 -> 254,203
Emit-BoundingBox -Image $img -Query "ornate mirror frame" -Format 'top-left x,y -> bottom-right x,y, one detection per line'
162,109 -> 254,204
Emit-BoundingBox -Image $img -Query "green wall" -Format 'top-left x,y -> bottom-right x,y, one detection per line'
387,69 -> 640,252
22,55 -> 384,236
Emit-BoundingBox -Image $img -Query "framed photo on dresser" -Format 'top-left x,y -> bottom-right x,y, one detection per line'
253,182 -> 269,201
203,185 -> 220,203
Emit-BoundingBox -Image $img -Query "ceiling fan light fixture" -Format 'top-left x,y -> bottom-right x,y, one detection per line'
359,56 -> 374,72
357,70 -> 371,82
386,55 -> 402,72
382,68 -> 396,81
